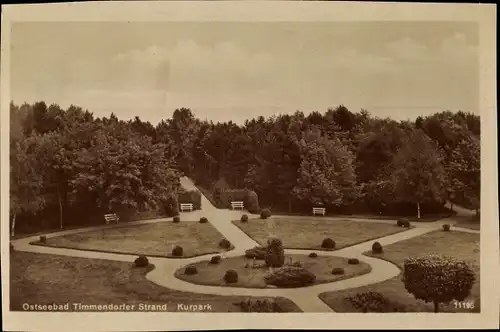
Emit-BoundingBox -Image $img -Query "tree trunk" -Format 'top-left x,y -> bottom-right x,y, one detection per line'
417,202 -> 421,220
11,212 -> 16,238
57,186 -> 64,229
433,301 -> 439,313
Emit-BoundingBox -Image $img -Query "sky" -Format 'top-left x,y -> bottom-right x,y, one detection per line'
11,22 -> 479,125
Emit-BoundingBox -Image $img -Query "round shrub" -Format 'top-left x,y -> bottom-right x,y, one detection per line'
223,269 -> 239,283
372,242 -> 383,254
308,252 -> 318,258
40,235 -> 47,244
219,238 -> 231,249
442,224 -> 451,232
209,255 -> 222,264
134,255 -> 149,267
173,216 -> 181,223
346,291 -> 407,312
199,217 -> 208,224
403,254 -> 475,313
184,265 -> 198,275
171,245 -> 183,257
245,246 -> 267,259
321,238 -> 336,249
348,258 -> 360,265
265,237 -> 285,268
240,214 -> 249,222
397,218 -> 410,228
260,208 -> 271,219
264,266 -> 316,287
331,267 -> 345,275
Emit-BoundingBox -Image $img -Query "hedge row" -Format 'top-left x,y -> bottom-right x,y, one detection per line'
213,188 -> 260,213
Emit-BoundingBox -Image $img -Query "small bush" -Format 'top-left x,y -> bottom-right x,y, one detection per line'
245,190 -> 260,214
224,269 -> 239,283
348,258 -> 360,265
134,255 -> 149,267
372,242 -> 383,254
240,214 -> 249,222
184,265 -> 198,275
265,237 -> 285,268
321,238 -> 336,249
397,218 -> 410,228
346,291 -> 406,312
234,299 -> 282,312
173,216 -> 181,223
443,224 -> 451,231
264,266 -> 316,287
244,263 -> 250,268
308,252 -> 318,258
171,245 -> 183,257
209,255 -> 222,264
219,238 -> 231,249
245,246 -> 267,259
260,208 -> 271,219
199,217 -> 208,224
331,267 -> 345,275
40,235 -> 47,244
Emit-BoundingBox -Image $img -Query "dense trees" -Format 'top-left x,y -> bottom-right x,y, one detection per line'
10,101 -> 480,234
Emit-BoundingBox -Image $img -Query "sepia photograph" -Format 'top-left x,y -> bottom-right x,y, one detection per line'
1,1 -> 498,331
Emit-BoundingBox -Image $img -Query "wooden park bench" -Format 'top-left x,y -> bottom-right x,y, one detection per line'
180,203 -> 194,212
312,207 -> 326,216
231,201 -> 244,210
104,213 -> 120,224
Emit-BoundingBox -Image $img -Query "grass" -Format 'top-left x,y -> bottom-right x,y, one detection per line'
174,254 -> 371,288
233,217 -> 410,250
319,230 -> 480,313
32,221 -> 233,258
451,215 -> 481,231
10,251 -> 301,312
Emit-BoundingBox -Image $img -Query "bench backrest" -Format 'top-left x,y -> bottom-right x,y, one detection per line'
104,214 -> 119,220
231,201 -> 244,206
313,208 -> 325,211
180,203 -> 193,207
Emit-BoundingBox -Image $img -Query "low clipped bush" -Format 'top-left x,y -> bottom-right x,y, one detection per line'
219,238 -> 231,249
321,238 -> 336,249
308,252 -> 318,258
171,245 -> 183,257
442,224 -> 451,231
173,216 -> 181,223
345,291 -> 407,312
348,258 -> 360,265
245,246 -> 267,259
260,208 -> 271,219
372,242 -> 383,254
184,265 -> 198,275
403,255 -> 475,312
209,255 -> 222,264
240,214 -> 249,222
331,267 -> 345,275
264,266 -> 316,288
134,255 -> 149,267
224,269 -> 239,283
199,217 -> 208,224
397,218 -> 410,228
265,237 -> 285,268
40,235 -> 47,244
234,299 -> 282,312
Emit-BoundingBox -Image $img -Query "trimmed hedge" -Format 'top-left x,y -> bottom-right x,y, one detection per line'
308,252 -> 318,258
346,291 -> 407,312
240,214 -> 249,222
224,269 -> 239,283
219,238 -> 232,249
321,238 -> 336,249
178,189 -> 202,210
331,267 -> 345,275
443,224 -> 451,231
184,265 -> 198,275
348,258 -> 360,265
199,217 -> 208,224
397,218 -> 410,228
173,216 -> 181,223
171,245 -> 183,257
245,246 -> 267,259
264,266 -> 316,287
372,242 -> 383,254
260,208 -> 271,219
209,255 -> 222,264
134,255 -> 149,267
234,299 -> 283,312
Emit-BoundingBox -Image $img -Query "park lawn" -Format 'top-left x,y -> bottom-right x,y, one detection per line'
233,217 -> 409,250
175,254 -> 371,288
10,251 -> 301,312
319,230 -> 480,313
33,221 -> 231,258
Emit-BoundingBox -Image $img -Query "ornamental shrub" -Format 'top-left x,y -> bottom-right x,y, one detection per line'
308,252 -> 318,258
245,246 -> 267,259
40,235 -> 47,244
402,255 -> 475,313
240,214 -> 249,222
264,266 -> 316,288
134,255 -> 149,267
173,216 -> 181,223
184,265 -> 198,275
260,208 -> 271,219
199,217 -> 208,224
234,299 -> 283,312
265,237 -> 285,268
161,194 -> 179,217
224,269 -> 239,283
348,258 -> 360,265
171,245 -> 183,257
321,238 -> 336,249
209,255 -> 221,264
219,238 -> 232,249
372,242 -> 383,254
443,224 -> 451,231
346,291 -> 407,312
397,218 -> 410,228
331,267 -> 345,275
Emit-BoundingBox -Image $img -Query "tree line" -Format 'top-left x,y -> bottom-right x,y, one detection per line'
10,101 -> 480,235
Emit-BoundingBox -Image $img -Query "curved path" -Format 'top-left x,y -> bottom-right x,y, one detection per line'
11,177 -> 479,312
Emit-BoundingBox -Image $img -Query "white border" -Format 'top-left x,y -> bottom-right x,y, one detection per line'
1,1 -> 498,331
